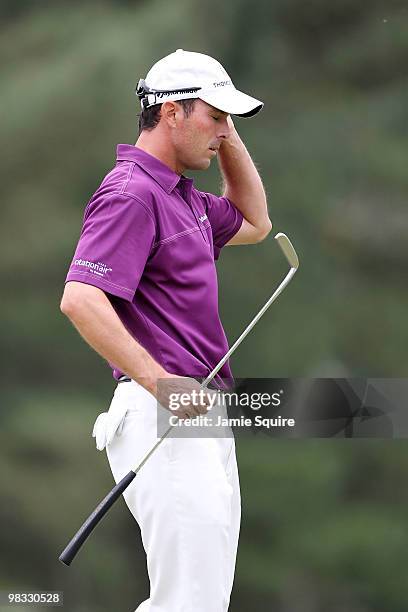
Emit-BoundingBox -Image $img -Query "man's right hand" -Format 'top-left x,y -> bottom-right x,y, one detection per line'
156,375 -> 215,420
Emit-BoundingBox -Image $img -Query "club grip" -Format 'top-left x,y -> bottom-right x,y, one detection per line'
59,470 -> 136,566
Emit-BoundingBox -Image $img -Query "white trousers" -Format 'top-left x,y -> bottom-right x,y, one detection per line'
92,380 -> 241,612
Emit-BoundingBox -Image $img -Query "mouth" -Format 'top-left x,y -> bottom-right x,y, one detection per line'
208,147 -> 218,155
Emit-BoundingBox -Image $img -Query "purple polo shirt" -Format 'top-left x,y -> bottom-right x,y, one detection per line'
65,145 -> 243,387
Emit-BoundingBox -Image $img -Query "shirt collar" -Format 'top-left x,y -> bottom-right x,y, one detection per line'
116,144 -> 193,194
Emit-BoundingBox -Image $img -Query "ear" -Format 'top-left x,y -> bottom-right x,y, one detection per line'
161,101 -> 181,128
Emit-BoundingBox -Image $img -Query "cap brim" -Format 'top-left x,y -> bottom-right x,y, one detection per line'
199,88 -> 263,118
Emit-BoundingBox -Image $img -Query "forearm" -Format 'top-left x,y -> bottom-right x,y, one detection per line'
218,122 -> 271,231
60,282 -> 167,396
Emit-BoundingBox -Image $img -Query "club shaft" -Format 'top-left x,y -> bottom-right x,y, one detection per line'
202,266 -> 297,385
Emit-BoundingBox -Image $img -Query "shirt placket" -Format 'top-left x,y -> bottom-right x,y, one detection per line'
177,180 -> 208,242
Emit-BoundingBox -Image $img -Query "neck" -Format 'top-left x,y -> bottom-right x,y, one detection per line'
135,129 -> 183,175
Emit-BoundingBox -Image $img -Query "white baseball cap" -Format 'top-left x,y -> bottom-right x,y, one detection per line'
136,49 -> 263,118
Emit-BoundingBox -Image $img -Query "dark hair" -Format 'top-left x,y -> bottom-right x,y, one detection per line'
138,98 -> 197,133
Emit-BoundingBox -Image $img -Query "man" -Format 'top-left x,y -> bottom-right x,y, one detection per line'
61,49 -> 271,612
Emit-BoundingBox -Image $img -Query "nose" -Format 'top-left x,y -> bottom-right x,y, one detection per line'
217,117 -> 231,140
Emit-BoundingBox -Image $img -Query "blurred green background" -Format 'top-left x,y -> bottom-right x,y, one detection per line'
1,1 -> 408,610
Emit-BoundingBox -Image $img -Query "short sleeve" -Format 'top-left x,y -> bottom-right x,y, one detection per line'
199,192 -> 243,260
65,192 -> 156,301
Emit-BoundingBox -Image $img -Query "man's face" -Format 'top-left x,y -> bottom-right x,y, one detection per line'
171,99 -> 231,173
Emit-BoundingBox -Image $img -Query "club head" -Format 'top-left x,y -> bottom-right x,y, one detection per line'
275,233 -> 299,270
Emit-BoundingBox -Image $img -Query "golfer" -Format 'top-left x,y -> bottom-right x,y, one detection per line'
61,49 -> 271,612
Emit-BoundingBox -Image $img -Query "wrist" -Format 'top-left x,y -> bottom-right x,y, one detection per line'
137,366 -> 171,398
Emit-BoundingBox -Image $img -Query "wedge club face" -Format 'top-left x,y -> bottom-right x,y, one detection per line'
275,232 -> 299,270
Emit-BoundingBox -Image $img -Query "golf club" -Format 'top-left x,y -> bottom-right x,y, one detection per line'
59,232 -> 299,566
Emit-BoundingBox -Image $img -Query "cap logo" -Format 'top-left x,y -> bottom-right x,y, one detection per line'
155,87 -> 201,99
213,80 -> 231,88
